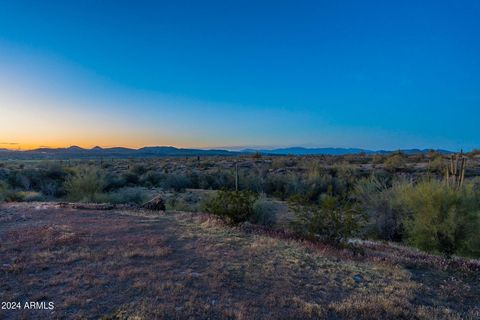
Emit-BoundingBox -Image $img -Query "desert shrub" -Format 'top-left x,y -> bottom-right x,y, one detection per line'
239,169 -> 265,193
372,154 -> 385,164
7,171 -> 31,190
0,167 -> 10,180
205,190 -> 258,225
250,195 -> 277,227
428,156 -> 446,174
399,180 -> 480,258
165,192 -> 184,210
409,153 -> 425,162
384,154 -> 407,171
131,164 -> 148,175
104,173 -> 127,191
38,180 -> 64,197
336,165 -> 360,192
263,174 -> 303,200
0,180 -> 8,202
166,192 -> 203,211
65,168 -> 106,202
354,177 -> 406,241
272,157 -> 297,169
122,171 -> 140,186
161,174 -> 193,191
38,164 -> 69,197
289,194 -> 364,244
3,164 -> 69,198
6,191 -> 45,202
98,187 -> 149,205
305,167 -> 334,201
140,170 -> 164,187
203,170 -> 234,190
41,162 -> 68,180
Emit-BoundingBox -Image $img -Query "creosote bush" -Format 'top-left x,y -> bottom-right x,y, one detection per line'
205,190 -> 258,225
289,194 -> 365,245
65,168 -> 106,202
384,154 -> 407,171
355,177 -> 480,258
0,180 -> 8,202
97,187 -> 149,205
354,177 -> 405,241
400,180 -> 480,258
250,195 -> 277,227
428,156 -> 446,174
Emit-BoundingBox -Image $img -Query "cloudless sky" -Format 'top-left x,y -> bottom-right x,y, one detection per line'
0,0 -> 479,150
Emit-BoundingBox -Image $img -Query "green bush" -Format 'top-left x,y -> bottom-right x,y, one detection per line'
428,156 -> 446,174
65,168 -> 106,202
140,170 -> 164,187
384,154 -> 406,171
263,174 -> 303,200
354,177 -> 405,241
289,194 -> 364,244
205,190 -> 258,225
7,191 -> 45,202
0,181 -> 44,202
98,187 -> 149,205
0,180 -> 8,202
251,195 -> 277,227
161,174 -> 193,191
399,180 -> 480,258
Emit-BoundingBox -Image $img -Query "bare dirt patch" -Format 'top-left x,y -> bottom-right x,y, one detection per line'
0,203 -> 479,319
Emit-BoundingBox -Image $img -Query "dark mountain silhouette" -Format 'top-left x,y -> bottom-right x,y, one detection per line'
242,147 -> 371,155
242,147 -> 454,156
0,146 -> 239,159
0,146 -> 454,159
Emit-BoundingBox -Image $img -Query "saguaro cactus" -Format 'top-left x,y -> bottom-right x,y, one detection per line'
446,152 -> 466,188
235,162 -> 239,191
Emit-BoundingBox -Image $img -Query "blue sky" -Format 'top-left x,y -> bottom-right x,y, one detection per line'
0,0 -> 479,150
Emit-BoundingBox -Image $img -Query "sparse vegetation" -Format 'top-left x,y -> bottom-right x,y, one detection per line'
354,177 -> 480,258
354,176 -> 405,241
250,195 -> 277,227
400,180 -> 480,258
205,189 -> 258,225
0,180 -> 8,202
0,151 -> 479,259
1,153 -> 480,319
384,153 -> 407,171
1,203 -> 479,319
65,167 -> 106,202
289,194 -> 364,244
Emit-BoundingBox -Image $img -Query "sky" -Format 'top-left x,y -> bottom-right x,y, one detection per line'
0,0 -> 479,151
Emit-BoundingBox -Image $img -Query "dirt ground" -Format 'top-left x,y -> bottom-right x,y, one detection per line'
0,202 -> 479,319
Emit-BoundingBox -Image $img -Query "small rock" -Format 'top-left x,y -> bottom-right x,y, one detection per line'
353,274 -> 363,283
142,196 -> 166,211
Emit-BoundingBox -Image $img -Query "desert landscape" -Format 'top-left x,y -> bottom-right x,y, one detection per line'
1,1 -> 479,319
1,151 -> 480,319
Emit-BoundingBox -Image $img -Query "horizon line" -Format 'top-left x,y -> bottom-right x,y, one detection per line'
0,144 -> 466,153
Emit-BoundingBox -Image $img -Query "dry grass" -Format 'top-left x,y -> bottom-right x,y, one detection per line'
0,202 -> 479,319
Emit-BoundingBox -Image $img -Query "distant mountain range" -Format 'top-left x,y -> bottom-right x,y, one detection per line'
0,145 -> 455,160
241,147 -> 369,155
241,147 -> 454,156
0,146 -> 237,159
